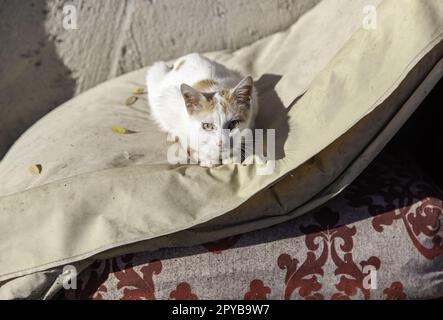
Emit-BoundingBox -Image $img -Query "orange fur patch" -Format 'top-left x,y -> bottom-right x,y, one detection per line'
184,94 -> 216,115
199,97 -> 216,113
192,79 -> 219,92
186,81 -> 251,121
219,90 -> 234,113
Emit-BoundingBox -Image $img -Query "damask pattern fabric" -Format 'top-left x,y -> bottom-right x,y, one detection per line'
1,0 -> 442,299
64,152 -> 443,300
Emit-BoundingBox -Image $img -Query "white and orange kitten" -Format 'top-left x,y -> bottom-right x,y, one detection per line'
146,53 -> 258,166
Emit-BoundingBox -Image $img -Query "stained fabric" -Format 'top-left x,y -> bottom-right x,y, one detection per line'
0,0 -> 442,299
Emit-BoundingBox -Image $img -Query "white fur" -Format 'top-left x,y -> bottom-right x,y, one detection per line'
147,53 -> 258,165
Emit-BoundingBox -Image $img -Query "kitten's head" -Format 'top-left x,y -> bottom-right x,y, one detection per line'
180,76 -> 254,162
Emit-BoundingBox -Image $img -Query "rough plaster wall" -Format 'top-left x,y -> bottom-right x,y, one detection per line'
0,0 -> 322,158
46,0 -> 322,93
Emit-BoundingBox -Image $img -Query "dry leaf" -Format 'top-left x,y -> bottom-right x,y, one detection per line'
112,127 -> 129,134
133,88 -> 145,95
29,164 -> 42,175
125,96 -> 138,106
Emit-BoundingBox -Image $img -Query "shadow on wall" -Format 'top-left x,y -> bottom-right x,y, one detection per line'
0,0 -> 75,159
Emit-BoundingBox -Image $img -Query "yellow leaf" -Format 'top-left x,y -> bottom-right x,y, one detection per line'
133,88 -> 145,95
112,127 -> 129,134
29,164 -> 42,175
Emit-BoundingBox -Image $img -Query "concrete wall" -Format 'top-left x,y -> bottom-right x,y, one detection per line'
0,0 -> 321,158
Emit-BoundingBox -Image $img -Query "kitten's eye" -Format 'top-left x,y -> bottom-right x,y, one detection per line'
202,123 -> 215,131
228,120 -> 240,130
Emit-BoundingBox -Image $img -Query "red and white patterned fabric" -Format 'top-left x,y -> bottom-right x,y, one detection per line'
63,152 -> 443,300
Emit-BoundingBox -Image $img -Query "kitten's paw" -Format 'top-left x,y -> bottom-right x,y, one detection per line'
166,133 -> 179,143
221,155 -> 242,165
231,155 -> 243,165
200,161 -> 215,168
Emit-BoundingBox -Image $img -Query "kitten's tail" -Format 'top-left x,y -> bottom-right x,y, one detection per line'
146,62 -> 171,93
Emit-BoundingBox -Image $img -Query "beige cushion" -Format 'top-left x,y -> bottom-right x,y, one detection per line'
1,0 -> 442,299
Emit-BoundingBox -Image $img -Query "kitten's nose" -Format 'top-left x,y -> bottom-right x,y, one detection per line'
217,141 -> 222,147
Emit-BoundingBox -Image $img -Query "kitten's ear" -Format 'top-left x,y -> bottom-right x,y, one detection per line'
181,84 -> 204,114
232,76 -> 253,108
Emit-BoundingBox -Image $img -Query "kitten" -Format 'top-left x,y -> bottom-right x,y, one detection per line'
146,53 -> 258,166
